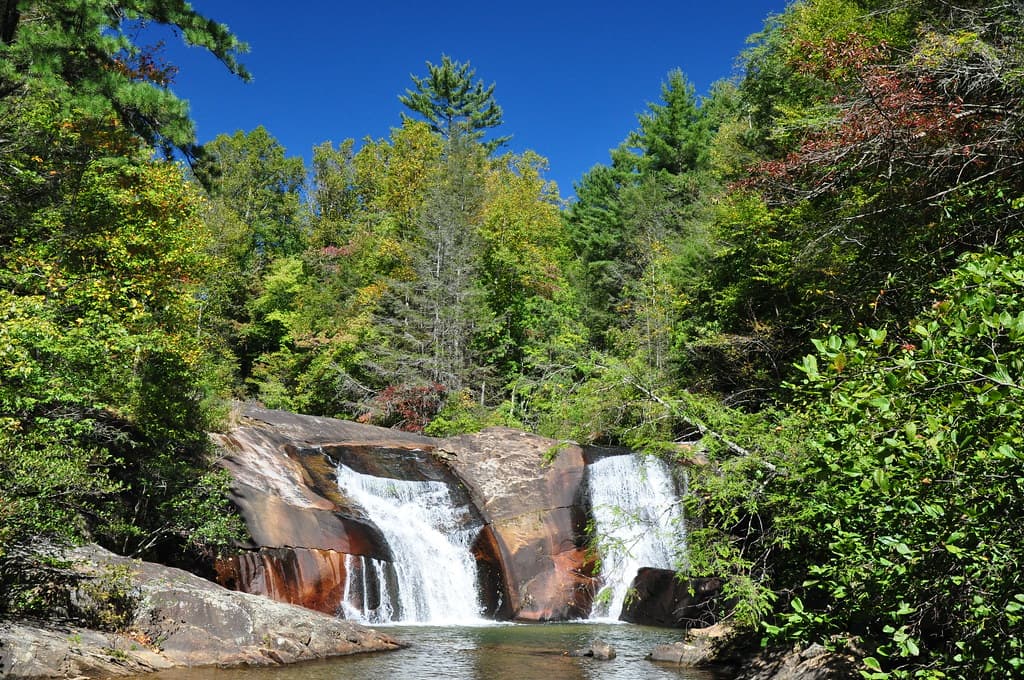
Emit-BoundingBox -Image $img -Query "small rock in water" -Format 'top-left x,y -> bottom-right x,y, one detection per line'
568,639 -> 616,660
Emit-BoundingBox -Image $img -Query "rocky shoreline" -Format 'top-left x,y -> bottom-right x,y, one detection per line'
648,624 -> 859,679
0,545 -> 403,679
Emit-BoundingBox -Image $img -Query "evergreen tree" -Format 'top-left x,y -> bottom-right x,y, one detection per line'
565,70 -> 716,354
400,55 -> 510,151
388,131 -> 490,392
0,0 -> 249,154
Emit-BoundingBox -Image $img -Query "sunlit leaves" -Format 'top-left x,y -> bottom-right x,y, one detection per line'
774,245 -> 1024,675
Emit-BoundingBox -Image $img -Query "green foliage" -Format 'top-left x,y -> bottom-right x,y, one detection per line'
620,70 -> 712,177
0,85 -> 242,597
686,245 -> 1024,676
773,246 -> 1024,675
78,563 -> 140,633
193,125 -> 307,388
0,0 -> 249,153
565,70 -> 719,360
701,0 -> 1024,388
538,5 -> 1024,678
423,389 -> 495,437
400,55 -> 510,151
245,117 -> 582,429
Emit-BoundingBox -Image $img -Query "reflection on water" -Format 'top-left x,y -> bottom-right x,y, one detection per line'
136,623 -> 724,680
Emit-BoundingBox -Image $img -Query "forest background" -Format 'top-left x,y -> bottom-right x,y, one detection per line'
1,1 -> 1022,678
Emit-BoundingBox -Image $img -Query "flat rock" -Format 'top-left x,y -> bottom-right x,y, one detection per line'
0,545 -> 404,679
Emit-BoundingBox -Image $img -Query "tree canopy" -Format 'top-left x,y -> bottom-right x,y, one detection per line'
3,2 -> 1024,675
0,0 -> 248,621
0,0 -> 250,153
400,55 -> 510,151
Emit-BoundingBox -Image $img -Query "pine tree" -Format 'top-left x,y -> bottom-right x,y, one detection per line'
0,0 -> 249,153
400,55 -> 510,152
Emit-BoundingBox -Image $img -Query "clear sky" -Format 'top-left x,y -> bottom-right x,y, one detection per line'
162,1 -> 787,198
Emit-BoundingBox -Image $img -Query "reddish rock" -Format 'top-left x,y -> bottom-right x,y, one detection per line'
211,405 -> 438,614
213,407 -> 597,621
440,427 -> 597,621
216,547 -> 351,615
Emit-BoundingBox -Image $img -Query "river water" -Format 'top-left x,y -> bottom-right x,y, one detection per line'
139,622 -> 723,680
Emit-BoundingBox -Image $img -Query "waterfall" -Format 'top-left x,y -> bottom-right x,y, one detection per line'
587,454 -> 685,620
335,464 -> 484,624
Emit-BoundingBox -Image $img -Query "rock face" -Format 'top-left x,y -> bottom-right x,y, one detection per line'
214,406 -> 598,622
0,545 -> 403,679
619,568 -> 723,628
440,428 -> 597,621
212,405 -> 448,615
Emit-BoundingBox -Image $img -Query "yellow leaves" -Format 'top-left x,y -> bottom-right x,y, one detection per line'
355,281 -> 389,306
353,121 -> 443,220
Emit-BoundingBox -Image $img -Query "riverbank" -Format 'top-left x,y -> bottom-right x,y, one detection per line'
0,545 -> 403,678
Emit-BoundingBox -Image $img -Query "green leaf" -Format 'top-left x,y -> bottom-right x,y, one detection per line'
800,354 -> 820,379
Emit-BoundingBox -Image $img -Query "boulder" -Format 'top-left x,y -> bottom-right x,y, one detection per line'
648,624 -> 860,679
440,427 -> 596,621
733,641 -> 859,680
619,568 -> 722,628
0,545 -> 403,679
568,639 -> 616,660
648,623 -> 733,666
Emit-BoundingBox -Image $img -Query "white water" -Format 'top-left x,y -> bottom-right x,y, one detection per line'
335,464 -> 484,624
587,454 -> 685,620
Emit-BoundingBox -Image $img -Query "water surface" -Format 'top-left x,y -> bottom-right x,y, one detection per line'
142,622 -> 722,680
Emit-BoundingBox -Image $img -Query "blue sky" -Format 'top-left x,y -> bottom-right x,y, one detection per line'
163,1 -> 787,198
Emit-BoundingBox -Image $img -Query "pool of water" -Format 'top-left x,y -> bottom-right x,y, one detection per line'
140,622 -> 723,680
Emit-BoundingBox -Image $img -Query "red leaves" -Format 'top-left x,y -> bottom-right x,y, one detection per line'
109,42 -> 179,87
362,383 -> 447,432
744,32 -> 997,202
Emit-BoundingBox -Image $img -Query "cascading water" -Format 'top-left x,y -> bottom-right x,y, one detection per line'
335,464 -> 484,624
587,454 -> 685,620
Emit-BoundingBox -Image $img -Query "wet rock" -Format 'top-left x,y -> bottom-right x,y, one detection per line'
568,639 -> 616,660
212,404 -> 462,614
441,427 -> 596,621
648,623 -> 733,666
619,568 -> 723,628
213,407 -> 603,621
214,546 -> 352,616
0,545 -> 404,679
